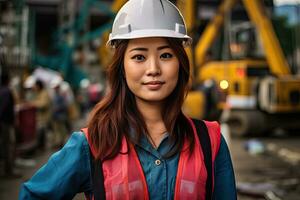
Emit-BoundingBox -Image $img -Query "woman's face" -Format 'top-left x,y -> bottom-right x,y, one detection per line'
124,37 -> 179,103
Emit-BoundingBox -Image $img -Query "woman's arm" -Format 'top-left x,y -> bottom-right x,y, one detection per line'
19,132 -> 93,200
213,136 -> 237,199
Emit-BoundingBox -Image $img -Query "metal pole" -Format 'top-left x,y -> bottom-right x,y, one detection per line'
296,3 -> 300,74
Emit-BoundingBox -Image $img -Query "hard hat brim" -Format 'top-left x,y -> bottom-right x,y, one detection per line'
107,29 -> 192,48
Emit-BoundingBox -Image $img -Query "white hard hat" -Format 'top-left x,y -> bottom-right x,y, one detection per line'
50,77 -> 63,88
107,0 -> 192,47
24,75 -> 36,89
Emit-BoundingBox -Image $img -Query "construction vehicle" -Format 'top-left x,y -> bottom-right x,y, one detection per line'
181,0 -> 300,136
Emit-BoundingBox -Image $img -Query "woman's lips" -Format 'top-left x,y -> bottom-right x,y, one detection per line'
143,81 -> 165,90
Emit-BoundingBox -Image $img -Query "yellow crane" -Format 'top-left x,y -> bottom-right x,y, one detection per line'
181,0 -> 300,136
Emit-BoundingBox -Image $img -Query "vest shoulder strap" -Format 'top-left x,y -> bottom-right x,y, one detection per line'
92,157 -> 105,200
191,119 -> 213,200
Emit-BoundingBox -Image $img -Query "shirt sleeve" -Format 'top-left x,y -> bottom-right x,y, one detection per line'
19,132 -> 93,200
213,135 -> 237,200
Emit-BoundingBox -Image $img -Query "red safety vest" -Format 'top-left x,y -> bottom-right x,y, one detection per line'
83,118 -> 221,200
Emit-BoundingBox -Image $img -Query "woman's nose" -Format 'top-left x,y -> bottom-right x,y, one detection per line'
146,57 -> 161,76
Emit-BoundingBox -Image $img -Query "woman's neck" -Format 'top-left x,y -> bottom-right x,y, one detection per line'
136,98 -> 167,148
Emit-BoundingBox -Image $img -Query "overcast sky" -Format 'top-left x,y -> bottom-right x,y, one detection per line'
274,0 -> 300,6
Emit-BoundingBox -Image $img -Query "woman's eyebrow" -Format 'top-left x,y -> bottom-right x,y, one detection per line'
129,47 -> 148,52
157,45 -> 170,50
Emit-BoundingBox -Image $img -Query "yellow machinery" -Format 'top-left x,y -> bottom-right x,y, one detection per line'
182,0 -> 300,136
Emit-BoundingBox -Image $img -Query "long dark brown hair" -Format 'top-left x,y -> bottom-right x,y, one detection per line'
87,38 -> 194,160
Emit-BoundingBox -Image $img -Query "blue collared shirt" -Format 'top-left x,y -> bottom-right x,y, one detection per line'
135,133 -> 179,199
19,132 -> 237,199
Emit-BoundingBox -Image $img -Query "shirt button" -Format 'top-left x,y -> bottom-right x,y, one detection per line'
155,159 -> 161,166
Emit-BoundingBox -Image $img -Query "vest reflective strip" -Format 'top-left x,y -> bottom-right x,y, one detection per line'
101,137 -> 149,200
175,117 -> 205,199
83,118 -> 220,200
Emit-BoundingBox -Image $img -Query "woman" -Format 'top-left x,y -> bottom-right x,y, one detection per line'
19,0 -> 236,199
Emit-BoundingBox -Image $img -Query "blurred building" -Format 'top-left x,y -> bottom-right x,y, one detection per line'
0,0 -> 113,88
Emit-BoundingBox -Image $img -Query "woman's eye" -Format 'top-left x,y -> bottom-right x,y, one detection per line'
160,53 -> 173,59
132,55 -> 145,61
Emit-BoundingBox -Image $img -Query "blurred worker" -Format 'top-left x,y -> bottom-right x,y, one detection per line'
77,78 -> 90,115
50,79 -> 68,148
201,79 -> 221,120
60,81 -> 78,133
30,79 -> 51,151
88,83 -> 104,108
0,70 -> 19,177
20,0 -> 236,199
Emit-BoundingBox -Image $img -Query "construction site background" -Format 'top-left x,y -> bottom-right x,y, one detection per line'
1,0 -> 300,199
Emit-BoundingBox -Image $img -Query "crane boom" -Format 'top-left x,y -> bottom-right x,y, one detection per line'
242,0 -> 291,75
111,0 -> 127,13
176,0 -> 195,33
195,0 -> 237,67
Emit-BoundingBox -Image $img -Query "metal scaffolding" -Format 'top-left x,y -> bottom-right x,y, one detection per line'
0,0 -> 31,69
